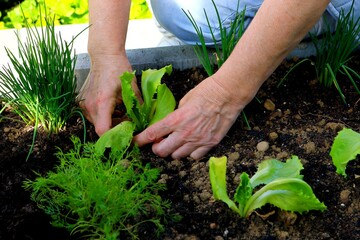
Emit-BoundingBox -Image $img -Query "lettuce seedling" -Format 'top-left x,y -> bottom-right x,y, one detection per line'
330,128 -> 360,177
120,65 -> 175,131
94,120 -> 136,156
209,156 -> 326,218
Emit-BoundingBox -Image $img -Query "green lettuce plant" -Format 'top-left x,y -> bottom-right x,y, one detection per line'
24,121 -> 173,239
330,128 -> 360,177
120,65 -> 175,131
209,155 -> 326,218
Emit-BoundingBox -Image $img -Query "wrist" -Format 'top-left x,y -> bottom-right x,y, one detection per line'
89,52 -> 132,71
210,71 -> 258,110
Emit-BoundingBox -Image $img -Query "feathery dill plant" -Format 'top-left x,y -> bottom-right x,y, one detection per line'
0,4 -> 84,135
23,135 -> 174,239
184,0 -> 251,129
310,2 -> 360,103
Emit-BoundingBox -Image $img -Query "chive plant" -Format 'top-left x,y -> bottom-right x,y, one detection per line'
278,2 -> 360,103
0,6 -> 82,134
183,0 -> 246,76
0,5 -> 86,158
311,3 -> 360,103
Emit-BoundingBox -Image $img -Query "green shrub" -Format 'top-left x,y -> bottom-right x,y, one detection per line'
0,0 -> 88,29
0,0 -> 151,29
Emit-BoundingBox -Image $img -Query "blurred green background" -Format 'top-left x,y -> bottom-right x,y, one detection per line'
0,0 -> 151,29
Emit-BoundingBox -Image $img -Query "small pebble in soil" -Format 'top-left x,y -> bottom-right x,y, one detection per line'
269,132 -> 278,141
227,151 -> 240,163
317,119 -> 326,126
340,189 -> 351,204
209,223 -> 218,229
158,178 -> 167,184
257,141 -> 270,152
303,141 -> 316,154
276,151 -> 289,159
233,173 -> 241,185
170,159 -> 182,167
325,122 -> 345,132
193,195 -> 200,204
179,170 -> 187,178
199,191 -> 211,202
264,99 -> 276,111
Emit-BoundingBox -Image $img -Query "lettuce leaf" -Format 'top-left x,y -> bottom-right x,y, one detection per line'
330,128 -> 360,177
250,156 -> 304,188
94,121 -> 135,156
244,178 -> 326,217
120,65 -> 175,131
209,156 -> 240,214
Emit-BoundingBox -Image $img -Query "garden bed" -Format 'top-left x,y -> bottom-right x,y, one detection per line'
1,52 -> 359,240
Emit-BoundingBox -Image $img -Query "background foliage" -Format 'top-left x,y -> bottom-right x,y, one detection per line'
0,0 -> 151,29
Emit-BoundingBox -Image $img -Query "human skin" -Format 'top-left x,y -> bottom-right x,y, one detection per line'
77,0 -> 140,136
79,0 -> 330,159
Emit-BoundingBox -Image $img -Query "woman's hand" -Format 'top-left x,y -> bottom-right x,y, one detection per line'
77,54 -> 140,136
133,75 -> 245,160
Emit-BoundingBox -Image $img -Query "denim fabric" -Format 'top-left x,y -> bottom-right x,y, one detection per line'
150,0 -> 359,57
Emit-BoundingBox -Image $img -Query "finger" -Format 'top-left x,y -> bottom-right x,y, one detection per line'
170,142 -> 196,160
94,103 -> 115,136
189,146 -> 213,160
133,120 -> 172,147
151,132 -> 186,158
77,101 -> 93,124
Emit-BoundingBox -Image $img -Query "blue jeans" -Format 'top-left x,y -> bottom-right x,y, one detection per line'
150,0 -> 360,57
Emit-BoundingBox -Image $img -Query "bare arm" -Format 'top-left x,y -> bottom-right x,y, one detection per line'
134,0 -> 331,159
214,0 -> 331,107
88,0 -> 130,57
78,0 -> 137,136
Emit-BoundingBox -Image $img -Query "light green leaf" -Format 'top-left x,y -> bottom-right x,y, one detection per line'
234,172 -> 252,217
250,156 -> 304,188
120,71 -> 146,130
148,83 -> 176,126
94,121 -> 135,156
330,128 -> 360,177
244,178 -> 326,217
209,156 -> 240,214
141,65 -> 172,117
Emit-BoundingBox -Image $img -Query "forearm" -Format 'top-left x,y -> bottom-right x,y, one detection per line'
214,0 -> 330,106
88,0 -> 131,57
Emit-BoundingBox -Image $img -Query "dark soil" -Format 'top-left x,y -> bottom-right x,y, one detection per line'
1,53 -> 359,240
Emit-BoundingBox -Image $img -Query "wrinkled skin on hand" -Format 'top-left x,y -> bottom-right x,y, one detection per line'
77,54 -> 141,136
134,76 -> 245,160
